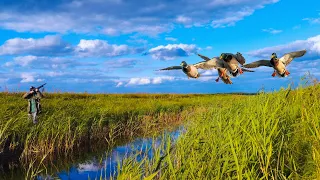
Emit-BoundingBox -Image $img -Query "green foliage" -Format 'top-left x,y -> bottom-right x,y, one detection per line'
116,84 -> 320,179
0,92 -> 235,162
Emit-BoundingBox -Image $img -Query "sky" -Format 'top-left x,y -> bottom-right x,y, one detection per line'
0,0 -> 320,93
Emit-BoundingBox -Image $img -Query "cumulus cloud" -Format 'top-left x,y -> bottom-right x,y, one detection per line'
247,35 -> 320,60
75,39 -> 144,57
0,0 -> 279,35
0,35 -> 144,57
119,76 -> 175,86
144,44 -> 199,60
4,55 -> 97,69
0,35 -> 73,56
262,28 -> 283,34
211,7 -> 255,28
152,76 -> 175,84
20,73 -> 43,83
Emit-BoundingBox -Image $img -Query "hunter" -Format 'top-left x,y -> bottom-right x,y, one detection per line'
23,86 -> 44,124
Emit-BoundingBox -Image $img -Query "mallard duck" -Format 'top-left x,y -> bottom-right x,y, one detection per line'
219,52 -> 247,77
195,53 -> 254,84
158,61 -> 200,79
243,50 -> 307,77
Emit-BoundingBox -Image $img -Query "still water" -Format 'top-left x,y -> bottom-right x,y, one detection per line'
37,126 -> 185,180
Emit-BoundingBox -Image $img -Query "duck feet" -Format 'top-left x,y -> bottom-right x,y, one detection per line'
285,70 -> 290,76
271,71 -> 276,77
215,77 -> 220,82
220,70 -> 226,78
239,68 -> 243,74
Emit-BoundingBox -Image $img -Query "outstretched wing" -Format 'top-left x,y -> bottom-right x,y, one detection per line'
197,53 -> 211,61
281,50 -> 307,66
243,60 -> 272,68
158,66 -> 182,71
241,68 -> 255,72
193,58 -> 221,70
235,52 -> 246,65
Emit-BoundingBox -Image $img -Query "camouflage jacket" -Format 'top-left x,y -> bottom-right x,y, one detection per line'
23,91 -> 44,114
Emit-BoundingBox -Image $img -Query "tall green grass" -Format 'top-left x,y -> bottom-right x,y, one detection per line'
115,83 -> 320,179
0,92 -> 242,167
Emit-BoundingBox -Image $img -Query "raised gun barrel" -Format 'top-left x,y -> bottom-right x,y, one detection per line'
36,83 -> 47,90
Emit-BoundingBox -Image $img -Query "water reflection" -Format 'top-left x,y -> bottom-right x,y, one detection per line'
38,126 -> 184,180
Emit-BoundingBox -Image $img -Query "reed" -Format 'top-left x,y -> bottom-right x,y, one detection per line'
115,82 -> 320,179
0,92 -> 241,168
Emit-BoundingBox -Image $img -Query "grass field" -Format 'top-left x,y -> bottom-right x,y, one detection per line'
113,83 -> 320,179
1,76 -> 319,179
0,92 -> 243,164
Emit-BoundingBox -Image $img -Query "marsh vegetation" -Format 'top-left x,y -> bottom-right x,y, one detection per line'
1,76 -> 319,179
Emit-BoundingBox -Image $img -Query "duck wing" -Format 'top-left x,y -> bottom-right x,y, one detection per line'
281,50 -> 307,66
158,66 -> 182,71
241,68 -> 255,72
243,60 -> 273,68
197,53 -> 211,61
193,58 -> 221,70
235,52 -> 246,65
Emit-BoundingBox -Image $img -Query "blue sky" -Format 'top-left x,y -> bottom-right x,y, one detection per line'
0,0 -> 320,93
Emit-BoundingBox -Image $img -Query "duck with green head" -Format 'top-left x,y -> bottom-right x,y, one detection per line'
219,52 -> 248,77
194,53 -> 254,84
243,50 -> 307,77
158,61 -> 200,79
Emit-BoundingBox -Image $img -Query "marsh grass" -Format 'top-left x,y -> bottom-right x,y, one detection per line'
115,82 -> 320,179
1,92 -> 240,177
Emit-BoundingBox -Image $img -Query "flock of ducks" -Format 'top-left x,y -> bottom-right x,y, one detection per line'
158,50 -> 307,84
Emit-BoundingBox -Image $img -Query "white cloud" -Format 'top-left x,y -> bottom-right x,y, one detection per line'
76,39 -> 144,57
145,44 -> 199,60
5,55 -> 97,69
262,28 -> 283,34
122,76 -> 175,86
36,79 -> 45,82
46,71 -> 66,77
116,82 -> 123,87
21,73 -> 37,83
211,8 -> 254,28
165,37 -> 177,42
176,16 -> 192,24
205,46 -> 213,50
0,35 -> 73,56
247,34 -> 320,59
13,55 -> 37,67
127,78 -> 151,86
152,76 -> 175,84
303,17 -> 320,24
0,0 -> 279,35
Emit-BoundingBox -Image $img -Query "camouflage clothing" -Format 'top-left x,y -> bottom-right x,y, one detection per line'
23,91 -> 44,124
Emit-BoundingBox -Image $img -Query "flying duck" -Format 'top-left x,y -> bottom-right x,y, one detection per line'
219,52 -> 248,77
195,53 -> 254,84
243,50 -> 307,77
158,61 -> 200,79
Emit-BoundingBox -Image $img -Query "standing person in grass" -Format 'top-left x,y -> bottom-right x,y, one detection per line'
23,86 -> 44,124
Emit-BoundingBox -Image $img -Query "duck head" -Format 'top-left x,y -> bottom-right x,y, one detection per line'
180,61 -> 188,67
270,52 -> 279,66
220,53 -> 233,62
